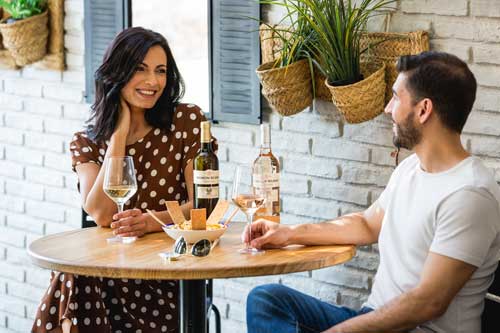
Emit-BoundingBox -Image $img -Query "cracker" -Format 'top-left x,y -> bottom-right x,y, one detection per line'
191,208 -> 207,230
206,200 -> 229,225
165,201 -> 186,225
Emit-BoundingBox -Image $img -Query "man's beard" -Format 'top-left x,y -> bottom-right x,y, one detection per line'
393,111 -> 422,150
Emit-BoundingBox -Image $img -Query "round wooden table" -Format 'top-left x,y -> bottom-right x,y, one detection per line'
28,222 -> 355,333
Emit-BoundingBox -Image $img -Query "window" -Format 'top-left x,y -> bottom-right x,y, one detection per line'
84,0 -> 260,124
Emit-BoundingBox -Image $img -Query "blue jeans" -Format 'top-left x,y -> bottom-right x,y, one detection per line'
247,284 -> 373,333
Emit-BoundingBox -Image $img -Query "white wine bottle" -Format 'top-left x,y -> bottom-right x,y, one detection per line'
252,124 -> 280,222
193,121 -> 219,217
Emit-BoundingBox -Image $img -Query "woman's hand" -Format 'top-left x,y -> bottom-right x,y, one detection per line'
242,219 -> 292,249
110,208 -> 150,237
113,96 -> 131,138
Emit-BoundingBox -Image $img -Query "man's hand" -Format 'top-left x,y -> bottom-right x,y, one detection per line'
242,219 -> 293,249
111,208 -> 150,237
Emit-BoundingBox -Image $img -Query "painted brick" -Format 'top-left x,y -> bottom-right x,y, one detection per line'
6,213 -> 45,235
62,103 -> 90,120
345,251 -> 380,272
22,67 -> 62,82
0,161 -> 24,179
470,64 -> 500,88
211,126 -> 254,146
65,208 -> 82,228
5,245 -> 29,263
474,44 -> 500,65
0,295 -> 26,317
280,173 -> 309,195
0,262 -> 24,282
388,13 -> 432,33
5,180 -> 44,201
262,109 -> 282,130
25,200 -> 65,223
4,79 -> 42,97
4,112 -> 44,132
313,266 -> 370,290
43,84 -> 84,103
464,110 -> 500,136
24,98 -> 63,117
66,52 -> 85,68
371,146 -> 411,166
474,18 -> 500,42
272,131 -> 310,154
283,154 -> 340,179
44,118 -> 85,136
430,39 -> 471,62
282,196 -> 340,220
45,187 -> 80,208
226,145 -> 259,164
470,135 -> 500,158
311,180 -> 370,206
0,227 -> 25,248
24,267 -> 51,289
64,34 -> 85,54
313,138 -> 370,162
45,221 -> 75,235
7,280 -> 45,302
44,152 -> 72,172
475,86 -> 500,111
5,146 -> 44,166
25,166 -> 65,187
282,113 -> 341,138
25,132 -> 65,153
0,127 -> 23,145
401,0 -> 467,16
433,17 -> 474,40
339,289 -> 370,309
64,12 -> 84,31
0,69 -> 21,78
341,162 -> 393,186
62,70 -> 86,85
472,0 -> 500,18
343,121 -> 393,147
0,93 -> 23,111
64,0 -> 83,14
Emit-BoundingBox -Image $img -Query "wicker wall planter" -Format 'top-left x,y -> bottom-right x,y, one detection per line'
325,62 -> 386,124
0,0 -> 65,70
0,10 -> 49,66
256,59 -> 313,117
360,31 -> 430,103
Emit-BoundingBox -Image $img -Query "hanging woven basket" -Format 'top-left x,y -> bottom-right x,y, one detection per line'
360,31 -> 429,103
0,10 -> 49,66
314,69 -> 332,101
256,59 -> 313,117
325,62 -> 386,124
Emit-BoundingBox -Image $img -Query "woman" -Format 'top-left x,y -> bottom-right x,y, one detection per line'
32,27 -> 215,333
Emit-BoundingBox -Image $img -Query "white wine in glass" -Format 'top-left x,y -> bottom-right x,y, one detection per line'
103,156 -> 138,243
232,165 -> 266,254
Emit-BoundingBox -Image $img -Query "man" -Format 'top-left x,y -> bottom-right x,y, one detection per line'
245,51 -> 500,333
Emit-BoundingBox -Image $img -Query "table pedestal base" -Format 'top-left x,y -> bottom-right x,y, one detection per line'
180,279 -> 208,333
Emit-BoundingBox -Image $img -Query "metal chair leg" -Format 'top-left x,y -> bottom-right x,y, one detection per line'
211,304 -> 222,333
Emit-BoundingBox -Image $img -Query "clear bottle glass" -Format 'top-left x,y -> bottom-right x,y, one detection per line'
193,121 -> 219,217
252,124 -> 280,222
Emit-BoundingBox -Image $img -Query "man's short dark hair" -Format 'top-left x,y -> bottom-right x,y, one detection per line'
396,51 -> 477,133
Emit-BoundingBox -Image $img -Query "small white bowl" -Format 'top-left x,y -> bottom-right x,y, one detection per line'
162,225 -> 227,244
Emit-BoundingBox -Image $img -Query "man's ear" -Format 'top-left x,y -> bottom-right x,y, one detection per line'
417,98 -> 433,124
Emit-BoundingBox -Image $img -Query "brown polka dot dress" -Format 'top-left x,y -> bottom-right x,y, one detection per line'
32,104 -> 216,333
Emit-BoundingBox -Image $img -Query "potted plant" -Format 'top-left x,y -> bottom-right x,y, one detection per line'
256,0 -> 316,117
0,0 -> 48,66
300,0 -> 394,123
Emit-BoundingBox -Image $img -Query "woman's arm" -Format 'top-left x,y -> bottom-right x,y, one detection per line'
78,98 -> 130,227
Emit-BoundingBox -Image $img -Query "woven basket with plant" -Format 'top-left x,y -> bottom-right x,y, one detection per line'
256,2 -> 316,117
0,0 -> 48,66
360,30 -> 430,103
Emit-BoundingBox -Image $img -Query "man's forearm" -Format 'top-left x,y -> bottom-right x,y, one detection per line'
326,288 -> 442,333
288,213 -> 378,246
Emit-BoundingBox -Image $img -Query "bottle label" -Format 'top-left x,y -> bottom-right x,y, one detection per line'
196,186 -> 219,199
193,170 -> 219,185
253,174 -> 279,189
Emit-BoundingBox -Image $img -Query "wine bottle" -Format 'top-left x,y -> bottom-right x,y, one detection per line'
193,121 -> 219,217
252,124 -> 280,222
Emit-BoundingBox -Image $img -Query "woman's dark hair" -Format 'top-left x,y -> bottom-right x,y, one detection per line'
86,27 -> 184,142
396,51 -> 477,133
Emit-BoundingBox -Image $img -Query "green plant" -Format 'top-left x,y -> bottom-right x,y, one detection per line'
268,0 -> 395,85
0,0 -> 46,20
259,0 -> 316,68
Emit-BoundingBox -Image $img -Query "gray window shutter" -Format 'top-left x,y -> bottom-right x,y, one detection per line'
211,0 -> 261,124
84,0 -> 130,103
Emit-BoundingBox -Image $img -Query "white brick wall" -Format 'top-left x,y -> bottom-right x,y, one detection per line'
0,1 -> 499,332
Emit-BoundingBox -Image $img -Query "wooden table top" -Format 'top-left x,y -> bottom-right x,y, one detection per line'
28,223 -> 356,280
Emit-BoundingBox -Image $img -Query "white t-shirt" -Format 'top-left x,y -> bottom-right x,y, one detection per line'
365,154 -> 500,333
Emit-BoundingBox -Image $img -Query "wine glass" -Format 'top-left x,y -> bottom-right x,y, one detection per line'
103,156 -> 138,243
231,165 -> 266,254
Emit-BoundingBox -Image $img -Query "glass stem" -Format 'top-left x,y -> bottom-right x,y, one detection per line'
117,203 -> 124,214
247,213 -> 254,250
